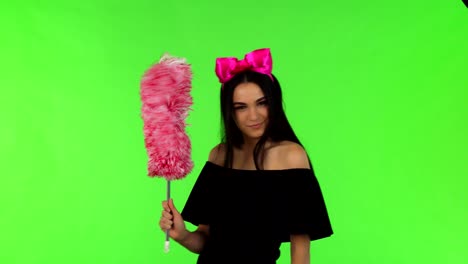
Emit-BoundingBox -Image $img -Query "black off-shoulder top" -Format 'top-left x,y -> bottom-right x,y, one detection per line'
181,161 -> 333,264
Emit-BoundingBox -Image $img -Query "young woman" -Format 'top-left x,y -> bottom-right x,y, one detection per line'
159,48 -> 333,264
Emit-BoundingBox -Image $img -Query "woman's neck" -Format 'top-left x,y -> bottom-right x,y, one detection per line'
240,138 -> 277,156
241,137 -> 260,152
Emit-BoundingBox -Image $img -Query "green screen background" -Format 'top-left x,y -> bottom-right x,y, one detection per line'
1,1 -> 467,263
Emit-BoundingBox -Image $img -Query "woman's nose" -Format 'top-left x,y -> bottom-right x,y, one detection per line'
247,107 -> 259,120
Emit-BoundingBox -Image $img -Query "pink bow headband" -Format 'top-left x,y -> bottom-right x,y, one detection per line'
215,48 -> 273,83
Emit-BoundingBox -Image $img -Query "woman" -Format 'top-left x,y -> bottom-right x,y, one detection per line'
159,48 -> 333,264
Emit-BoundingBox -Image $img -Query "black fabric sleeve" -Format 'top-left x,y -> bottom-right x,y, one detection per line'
274,169 -> 333,242
180,163 -> 212,226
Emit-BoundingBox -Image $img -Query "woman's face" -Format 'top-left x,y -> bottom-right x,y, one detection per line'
232,82 -> 268,140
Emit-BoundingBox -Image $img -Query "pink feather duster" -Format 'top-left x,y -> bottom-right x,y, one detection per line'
140,53 -> 193,180
140,53 -> 193,253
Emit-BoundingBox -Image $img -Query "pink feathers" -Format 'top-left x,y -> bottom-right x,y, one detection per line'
140,54 -> 193,180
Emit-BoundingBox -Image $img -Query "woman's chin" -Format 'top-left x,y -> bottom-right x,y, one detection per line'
244,131 -> 265,140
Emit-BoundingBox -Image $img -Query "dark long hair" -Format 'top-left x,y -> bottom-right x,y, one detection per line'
220,71 -> 307,169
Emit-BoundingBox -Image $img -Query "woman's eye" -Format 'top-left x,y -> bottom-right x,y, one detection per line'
234,106 -> 246,110
258,101 -> 268,106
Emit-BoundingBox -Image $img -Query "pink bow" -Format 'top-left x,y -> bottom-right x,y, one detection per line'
215,48 -> 273,83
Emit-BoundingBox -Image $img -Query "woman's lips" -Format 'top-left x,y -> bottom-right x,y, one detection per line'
248,122 -> 263,129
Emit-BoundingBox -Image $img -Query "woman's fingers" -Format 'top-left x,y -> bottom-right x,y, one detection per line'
168,199 -> 180,215
160,199 -> 185,237
162,201 -> 170,212
159,200 -> 174,231
160,209 -> 173,228
160,217 -> 173,230
162,210 -> 173,219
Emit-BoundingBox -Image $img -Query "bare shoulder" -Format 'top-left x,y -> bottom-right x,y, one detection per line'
208,143 -> 226,166
266,141 -> 310,169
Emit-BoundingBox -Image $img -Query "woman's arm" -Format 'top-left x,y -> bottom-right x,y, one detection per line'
160,199 -> 210,254
175,224 -> 210,254
274,142 -> 311,263
290,234 -> 311,264
176,145 -> 220,253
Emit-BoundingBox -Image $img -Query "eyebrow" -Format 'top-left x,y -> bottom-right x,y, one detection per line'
233,96 -> 267,105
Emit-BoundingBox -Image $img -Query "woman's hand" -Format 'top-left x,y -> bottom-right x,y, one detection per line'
159,199 -> 188,242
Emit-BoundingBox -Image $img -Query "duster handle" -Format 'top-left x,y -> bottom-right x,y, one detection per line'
164,180 -> 171,253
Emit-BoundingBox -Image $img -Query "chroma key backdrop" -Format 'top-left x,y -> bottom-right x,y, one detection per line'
0,1 -> 467,264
